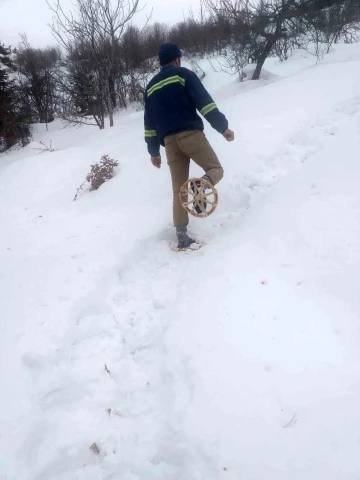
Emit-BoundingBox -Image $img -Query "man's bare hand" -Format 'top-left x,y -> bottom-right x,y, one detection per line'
151,155 -> 161,168
223,129 -> 235,142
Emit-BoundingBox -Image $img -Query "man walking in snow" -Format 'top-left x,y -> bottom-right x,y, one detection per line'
144,43 -> 234,249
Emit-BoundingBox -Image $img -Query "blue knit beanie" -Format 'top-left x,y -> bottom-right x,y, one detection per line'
159,43 -> 182,66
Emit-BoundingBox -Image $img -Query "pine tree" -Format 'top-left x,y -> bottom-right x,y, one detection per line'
0,42 -> 31,151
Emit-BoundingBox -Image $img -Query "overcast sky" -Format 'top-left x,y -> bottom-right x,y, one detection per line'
0,0 -> 201,48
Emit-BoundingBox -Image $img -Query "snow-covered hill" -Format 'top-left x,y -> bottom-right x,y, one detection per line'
1,43 -> 360,480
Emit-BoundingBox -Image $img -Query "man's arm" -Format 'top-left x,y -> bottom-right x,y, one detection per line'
185,70 -> 229,134
144,95 -> 161,157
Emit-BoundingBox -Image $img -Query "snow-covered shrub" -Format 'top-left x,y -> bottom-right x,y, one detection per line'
73,154 -> 119,201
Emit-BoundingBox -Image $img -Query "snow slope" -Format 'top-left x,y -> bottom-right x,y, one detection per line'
1,43 -> 360,480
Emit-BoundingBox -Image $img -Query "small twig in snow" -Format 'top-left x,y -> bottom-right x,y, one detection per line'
32,140 -> 57,154
283,413 -> 298,428
73,179 -> 87,201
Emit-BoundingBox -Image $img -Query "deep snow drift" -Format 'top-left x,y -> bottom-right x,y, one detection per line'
1,43 -> 360,480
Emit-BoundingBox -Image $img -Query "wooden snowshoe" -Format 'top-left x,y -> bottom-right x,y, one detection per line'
171,243 -> 203,252
179,177 -> 218,218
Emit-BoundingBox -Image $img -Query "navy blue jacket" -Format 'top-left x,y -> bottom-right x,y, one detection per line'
144,65 -> 228,156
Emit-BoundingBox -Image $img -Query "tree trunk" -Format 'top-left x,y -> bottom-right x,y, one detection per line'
252,39 -> 276,80
108,93 -> 114,128
109,75 -> 117,108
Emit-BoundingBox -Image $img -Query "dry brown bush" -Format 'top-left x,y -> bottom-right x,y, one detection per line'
74,154 -> 119,201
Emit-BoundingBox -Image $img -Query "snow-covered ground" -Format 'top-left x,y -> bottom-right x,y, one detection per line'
1,43 -> 360,480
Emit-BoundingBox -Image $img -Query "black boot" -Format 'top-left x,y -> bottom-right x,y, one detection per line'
190,175 -> 213,215
176,225 -> 195,249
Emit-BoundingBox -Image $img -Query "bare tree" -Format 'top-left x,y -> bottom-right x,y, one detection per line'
53,45 -> 105,128
47,0 -> 145,128
202,0 -> 360,80
300,0 -> 360,57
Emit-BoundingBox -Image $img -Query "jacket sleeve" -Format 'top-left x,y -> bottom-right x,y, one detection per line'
144,94 -> 160,156
185,70 -> 228,134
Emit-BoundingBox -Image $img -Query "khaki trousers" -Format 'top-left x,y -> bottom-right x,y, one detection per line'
164,130 -> 224,226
